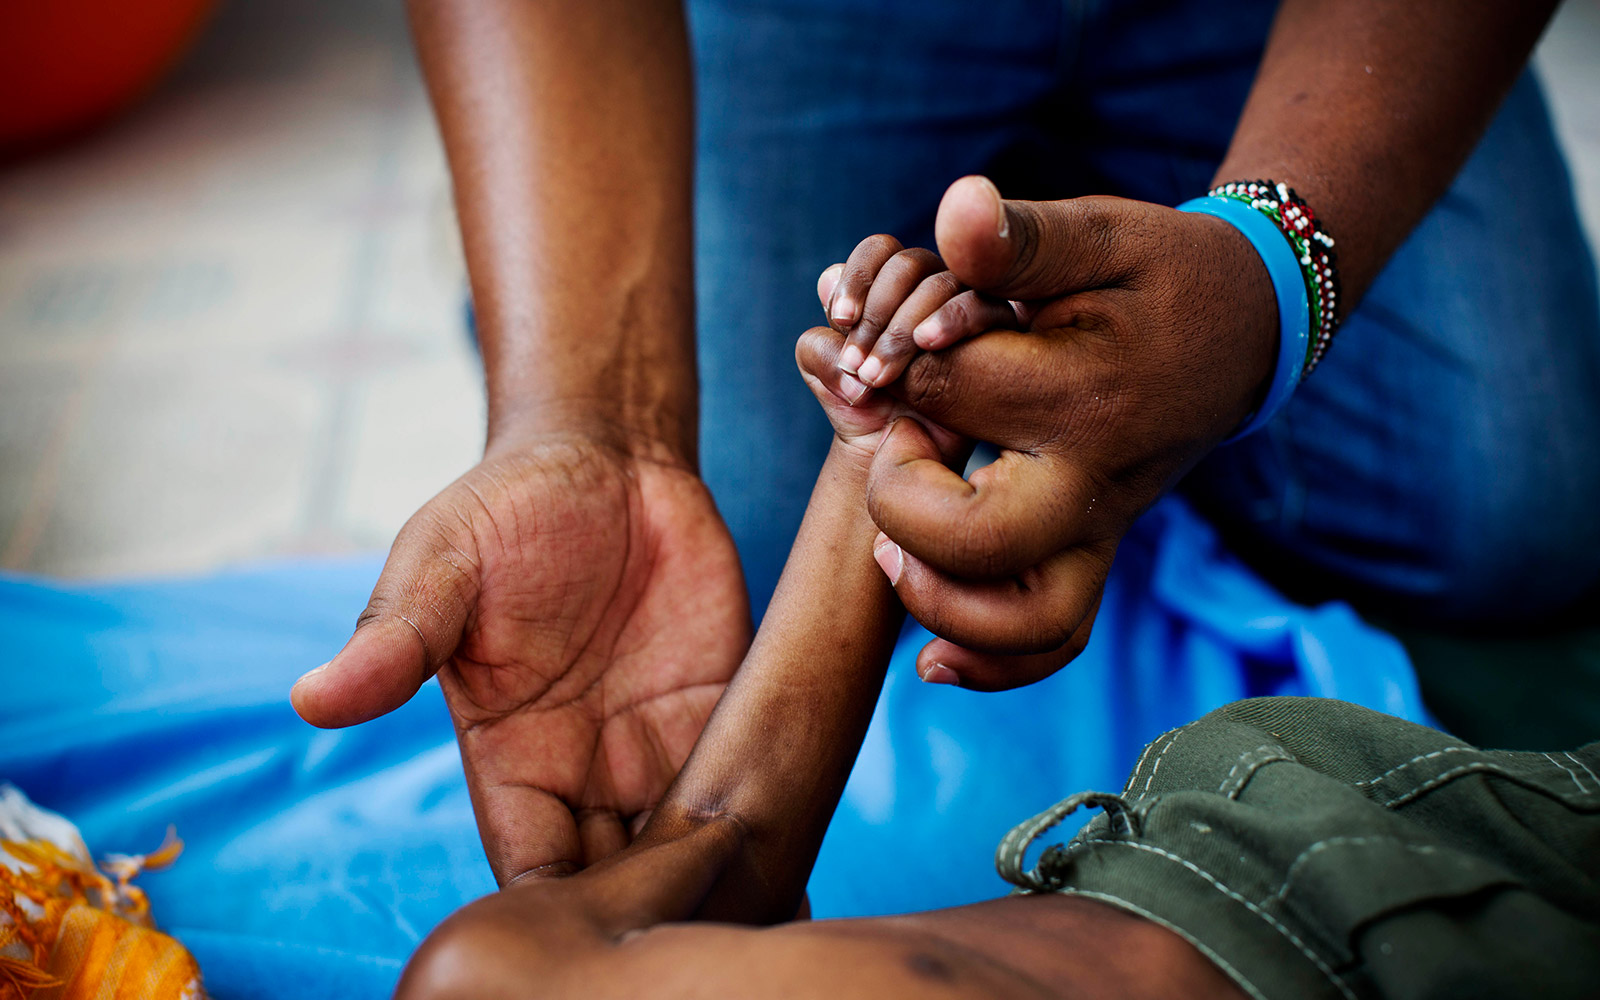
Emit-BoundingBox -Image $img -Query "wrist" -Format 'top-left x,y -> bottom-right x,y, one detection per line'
485,394 -> 699,472
1176,195 -> 1309,440
477,287 -> 700,468
822,435 -> 879,487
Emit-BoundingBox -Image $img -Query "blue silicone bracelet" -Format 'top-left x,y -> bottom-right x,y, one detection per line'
1177,195 -> 1310,441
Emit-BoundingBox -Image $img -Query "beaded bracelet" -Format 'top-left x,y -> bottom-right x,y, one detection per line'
1209,180 -> 1342,376
1178,194 -> 1309,439
1177,180 -> 1342,439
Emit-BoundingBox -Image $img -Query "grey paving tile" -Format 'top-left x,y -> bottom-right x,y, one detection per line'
338,355 -> 486,550
0,361 -> 83,570
25,360 -> 322,577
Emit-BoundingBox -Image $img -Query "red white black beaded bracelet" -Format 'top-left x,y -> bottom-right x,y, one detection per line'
1208,180 -> 1341,375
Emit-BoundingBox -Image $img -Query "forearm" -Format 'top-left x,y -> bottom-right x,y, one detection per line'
408,0 -> 699,463
640,441 -> 904,920
1216,0 -> 1560,307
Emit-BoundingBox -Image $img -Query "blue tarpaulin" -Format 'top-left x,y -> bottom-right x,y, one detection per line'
0,496 -> 1433,999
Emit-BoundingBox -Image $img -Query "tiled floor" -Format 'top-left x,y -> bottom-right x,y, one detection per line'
2,0 -> 1598,578
0,0 -> 481,577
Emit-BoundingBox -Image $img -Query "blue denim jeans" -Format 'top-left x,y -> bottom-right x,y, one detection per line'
688,0 -> 1600,625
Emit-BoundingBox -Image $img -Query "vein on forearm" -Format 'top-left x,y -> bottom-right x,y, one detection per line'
409,0 -> 699,459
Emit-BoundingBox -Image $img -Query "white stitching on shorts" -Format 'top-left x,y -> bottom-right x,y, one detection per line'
1385,762 -> 1505,808
1353,746 -> 1476,788
1140,726 -> 1191,798
1565,752 -> 1600,790
1544,752 -> 1585,793
1383,761 -> 1524,809
1216,745 -> 1295,799
1266,836 -> 1438,904
1069,838 -> 1358,1000
1123,725 -> 1184,797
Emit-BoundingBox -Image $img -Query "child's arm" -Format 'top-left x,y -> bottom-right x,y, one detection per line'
629,425 -> 907,920
397,328 -> 967,988
589,324 -> 966,924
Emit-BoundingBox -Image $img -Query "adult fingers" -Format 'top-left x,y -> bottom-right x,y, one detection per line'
873,530 -> 1114,660
290,505 -> 478,728
866,418 -> 1098,578
934,175 -> 1140,301
839,247 -> 943,375
480,785 -> 586,887
578,809 -> 632,868
910,587 -> 1103,692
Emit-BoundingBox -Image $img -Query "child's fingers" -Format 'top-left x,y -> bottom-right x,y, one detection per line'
859,270 -> 1026,386
816,263 -> 844,313
851,270 -> 962,387
841,247 -> 944,374
910,290 -> 1022,352
796,325 -> 870,405
827,234 -> 905,331
855,284 -> 1021,388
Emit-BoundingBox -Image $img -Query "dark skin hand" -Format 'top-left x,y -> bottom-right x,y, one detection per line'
823,0 -> 1562,688
297,0 -> 1563,884
291,0 -> 750,885
817,207 -> 1270,691
394,335 -> 1244,1000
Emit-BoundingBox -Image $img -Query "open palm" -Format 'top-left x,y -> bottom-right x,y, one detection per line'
292,437 -> 750,884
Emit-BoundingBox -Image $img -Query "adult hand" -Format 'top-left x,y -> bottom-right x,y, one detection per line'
847,176 -> 1278,691
291,434 -> 750,885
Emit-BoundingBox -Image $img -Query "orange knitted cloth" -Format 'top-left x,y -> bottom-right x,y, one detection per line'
1,791 -> 202,1000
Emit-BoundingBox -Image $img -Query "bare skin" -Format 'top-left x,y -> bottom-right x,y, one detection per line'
294,0 -> 1564,885
290,0 -> 747,885
829,0 -> 1563,685
394,336 -> 1245,1000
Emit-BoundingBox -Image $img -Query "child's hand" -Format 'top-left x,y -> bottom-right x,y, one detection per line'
795,325 -> 967,468
817,234 -> 1022,389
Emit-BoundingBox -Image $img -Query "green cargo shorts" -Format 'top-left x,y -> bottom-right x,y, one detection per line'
997,697 -> 1600,1000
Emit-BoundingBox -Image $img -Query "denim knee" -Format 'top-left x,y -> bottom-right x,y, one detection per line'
1187,72 -> 1600,625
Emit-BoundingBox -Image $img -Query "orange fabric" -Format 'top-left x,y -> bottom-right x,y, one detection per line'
0,831 -> 202,1000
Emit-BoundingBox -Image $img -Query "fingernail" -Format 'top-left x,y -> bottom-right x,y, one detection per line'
857,355 -> 883,385
839,344 -> 865,374
979,177 -> 1009,238
832,295 -> 860,327
872,534 -> 903,584
839,372 -> 870,405
818,263 -> 843,298
294,661 -> 331,686
911,317 -> 941,349
919,662 -> 960,686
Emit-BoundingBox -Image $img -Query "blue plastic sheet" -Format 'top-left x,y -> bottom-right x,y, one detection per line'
0,497 -> 1433,999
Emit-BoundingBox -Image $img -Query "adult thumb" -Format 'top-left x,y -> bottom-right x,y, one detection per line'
290,516 -> 478,729
934,175 -> 1135,301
